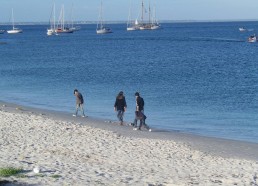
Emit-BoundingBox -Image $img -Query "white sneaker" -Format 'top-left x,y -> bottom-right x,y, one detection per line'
72,114 -> 76,117
133,128 -> 137,131
82,115 -> 85,118
149,129 -> 152,132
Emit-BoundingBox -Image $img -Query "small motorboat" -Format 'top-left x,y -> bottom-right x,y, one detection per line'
248,34 -> 257,43
239,27 -> 246,32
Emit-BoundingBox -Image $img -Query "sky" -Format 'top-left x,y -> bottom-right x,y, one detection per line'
0,0 -> 258,23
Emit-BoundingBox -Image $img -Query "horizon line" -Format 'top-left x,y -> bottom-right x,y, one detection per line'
0,19 -> 257,25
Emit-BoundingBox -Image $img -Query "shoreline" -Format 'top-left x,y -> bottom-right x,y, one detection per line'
1,100 -> 258,161
1,101 -> 258,185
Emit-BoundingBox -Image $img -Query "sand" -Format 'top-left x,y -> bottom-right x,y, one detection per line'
0,103 -> 257,186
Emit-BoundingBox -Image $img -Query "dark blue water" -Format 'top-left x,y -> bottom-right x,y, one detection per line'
0,22 -> 257,143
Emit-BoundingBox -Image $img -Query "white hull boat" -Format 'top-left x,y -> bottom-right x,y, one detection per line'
151,25 -> 160,30
248,35 -> 257,43
47,3 -> 57,36
70,26 -> 81,31
96,1 -> 112,34
7,28 -> 22,34
7,9 -> 22,34
239,27 -> 246,32
96,27 -> 112,34
47,29 -> 56,36
127,27 -> 138,31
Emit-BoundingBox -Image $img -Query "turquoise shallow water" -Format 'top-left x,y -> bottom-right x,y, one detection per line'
0,22 -> 257,143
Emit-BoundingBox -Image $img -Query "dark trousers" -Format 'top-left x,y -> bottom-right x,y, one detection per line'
134,111 -> 150,130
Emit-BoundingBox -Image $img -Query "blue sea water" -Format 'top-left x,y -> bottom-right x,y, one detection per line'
0,22 -> 257,143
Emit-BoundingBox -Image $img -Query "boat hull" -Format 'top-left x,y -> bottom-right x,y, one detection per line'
7,29 -> 23,34
47,29 -> 57,36
151,25 -> 161,30
96,28 -> 112,34
127,27 -> 139,31
239,28 -> 246,32
248,36 -> 257,43
55,29 -> 73,34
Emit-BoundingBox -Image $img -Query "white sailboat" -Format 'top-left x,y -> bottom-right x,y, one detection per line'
69,4 -> 81,32
47,3 -> 57,36
96,0 -> 112,34
55,5 -> 73,34
7,9 -> 22,34
139,0 -> 152,30
151,1 -> 161,30
127,0 -> 140,31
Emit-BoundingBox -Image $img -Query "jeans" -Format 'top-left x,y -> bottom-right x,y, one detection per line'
75,103 -> 85,116
117,110 -> 124,123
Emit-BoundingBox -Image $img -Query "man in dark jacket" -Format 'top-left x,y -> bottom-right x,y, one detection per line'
133,92 -> 151,131
114,91 -> 127,125
73,89 -> 86,117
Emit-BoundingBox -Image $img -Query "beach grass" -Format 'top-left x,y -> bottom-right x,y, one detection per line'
0,167 -> 23,177
50,174 -> 62,178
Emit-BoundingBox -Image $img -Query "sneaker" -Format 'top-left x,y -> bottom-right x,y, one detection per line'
82,115 -> 85,118
133,128 -> 137,131
149,129 -> 152,132
72,114 -> 76,117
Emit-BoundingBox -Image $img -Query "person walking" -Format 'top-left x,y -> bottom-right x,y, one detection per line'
133,92 -> 151,131
114,91 -> 127,125
73,89 -> 86,117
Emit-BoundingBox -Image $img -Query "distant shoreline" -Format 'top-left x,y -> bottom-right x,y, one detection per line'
0,19 -> 258,26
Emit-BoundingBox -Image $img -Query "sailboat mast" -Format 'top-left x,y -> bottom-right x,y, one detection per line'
128,0 -> 132,27
62,5 -> 65,30
12,8 -> 14,29
149,0 -> 151,24
141,0 -> 144,23
54,3 -> 56,30
100,0 -> 103,27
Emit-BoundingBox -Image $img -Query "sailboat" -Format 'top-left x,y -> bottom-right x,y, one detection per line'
150,1 -> 161,30
7,9 -> 22,34
127,1 -> 140,31
47,3 -> 57,36
139,0 -> 152,30
96,0 -> 112,34
55,5 -> 73,34
69,4 -> 81,32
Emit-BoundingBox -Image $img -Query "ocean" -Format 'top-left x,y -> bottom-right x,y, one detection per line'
0,22 -> 257,143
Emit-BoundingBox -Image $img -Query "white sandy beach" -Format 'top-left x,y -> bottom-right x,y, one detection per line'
0,104 -> 258,186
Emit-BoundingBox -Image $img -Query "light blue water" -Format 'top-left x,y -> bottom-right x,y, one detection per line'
0,22 -> 257,143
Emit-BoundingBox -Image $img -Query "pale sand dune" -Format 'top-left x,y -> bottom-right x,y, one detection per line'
0,109 -> 258,186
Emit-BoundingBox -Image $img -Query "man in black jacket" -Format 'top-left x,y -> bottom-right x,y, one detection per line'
133,92 -> 151,131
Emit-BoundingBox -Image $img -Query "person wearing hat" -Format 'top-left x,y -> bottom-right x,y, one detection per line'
73,89 -> 86,117
114,91 -> 127,125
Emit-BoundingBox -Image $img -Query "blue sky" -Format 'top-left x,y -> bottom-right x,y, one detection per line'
0,0 -> 258,22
